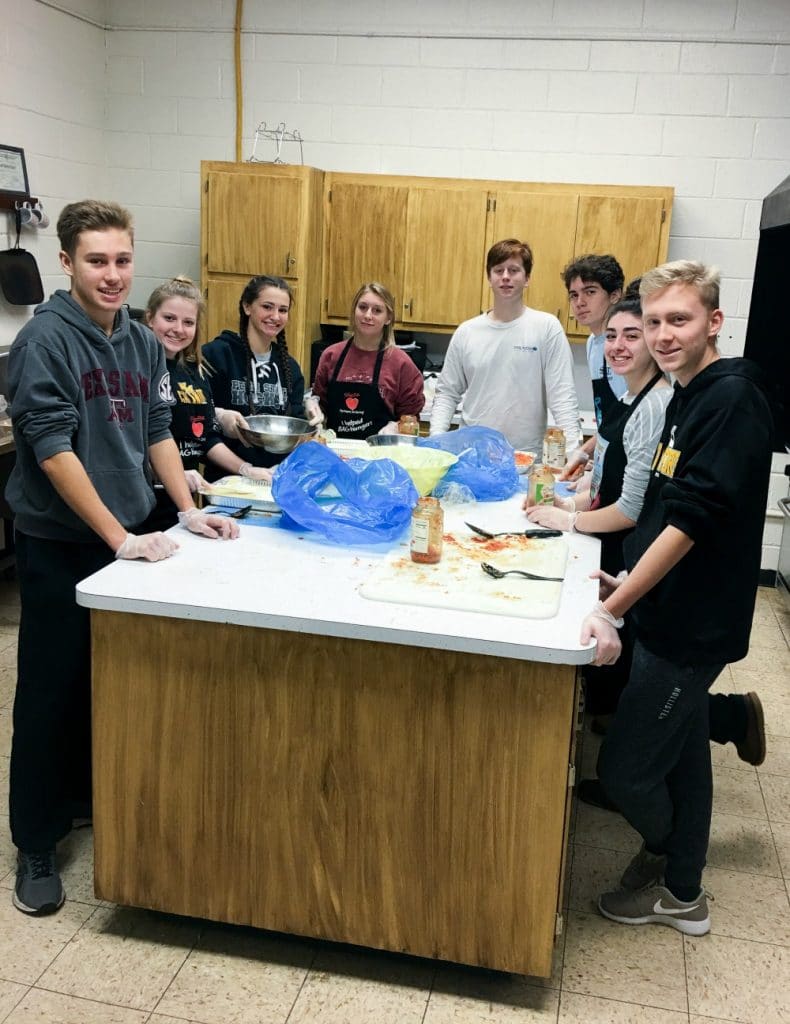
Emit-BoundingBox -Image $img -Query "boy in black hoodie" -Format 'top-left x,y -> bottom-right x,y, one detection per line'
7,200 -> 238,917
580,261 -> 772,935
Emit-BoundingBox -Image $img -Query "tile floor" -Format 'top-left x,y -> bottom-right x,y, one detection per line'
0,578 -> 788,1024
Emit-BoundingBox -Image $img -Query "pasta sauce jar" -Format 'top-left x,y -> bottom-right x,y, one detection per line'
398,414 -> 420,436
410,496 -> 443,564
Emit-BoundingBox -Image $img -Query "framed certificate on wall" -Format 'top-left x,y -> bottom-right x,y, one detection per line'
0,145 -> 30,199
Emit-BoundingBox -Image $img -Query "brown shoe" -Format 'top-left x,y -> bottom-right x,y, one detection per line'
735,692 -> 766,766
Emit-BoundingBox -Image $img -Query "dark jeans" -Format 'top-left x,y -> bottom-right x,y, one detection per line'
10,531 -> 114,852
598,640 -> 724,892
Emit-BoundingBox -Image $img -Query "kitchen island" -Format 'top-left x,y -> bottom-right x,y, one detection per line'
77,496 -> 599,977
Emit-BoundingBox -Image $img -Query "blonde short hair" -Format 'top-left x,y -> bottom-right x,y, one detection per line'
640,260 -> 720,312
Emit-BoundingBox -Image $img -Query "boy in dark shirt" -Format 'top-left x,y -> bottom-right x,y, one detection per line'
7,200 -> 238,915
581,260 -> 772,935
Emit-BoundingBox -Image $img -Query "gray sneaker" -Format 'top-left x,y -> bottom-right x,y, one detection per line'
598,884 -> 710,935
620,842 -> 667,890
13,850 -> 65,916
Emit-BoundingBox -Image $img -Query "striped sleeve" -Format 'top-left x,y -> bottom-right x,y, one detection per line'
616,386 -> 673,522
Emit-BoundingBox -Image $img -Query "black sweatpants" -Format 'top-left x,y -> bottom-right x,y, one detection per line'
10,531 -> 114,853
598,640 -> 725,892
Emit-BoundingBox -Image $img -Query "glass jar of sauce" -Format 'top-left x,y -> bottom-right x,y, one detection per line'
527,465 -> 555,507
542,427 -> 566,471
398,414 -> 420,436
410,496 -> 443,563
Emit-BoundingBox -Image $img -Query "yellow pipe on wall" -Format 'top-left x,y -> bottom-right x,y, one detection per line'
234,0 -> 243,161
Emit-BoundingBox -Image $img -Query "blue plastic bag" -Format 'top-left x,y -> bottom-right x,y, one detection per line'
417,426 -> 519,501
271,442 -> 418,546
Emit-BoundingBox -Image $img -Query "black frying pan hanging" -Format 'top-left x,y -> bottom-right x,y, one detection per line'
0,207 -> 44,305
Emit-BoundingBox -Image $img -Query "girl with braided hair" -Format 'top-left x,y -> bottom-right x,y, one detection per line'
202,275 -> 309,476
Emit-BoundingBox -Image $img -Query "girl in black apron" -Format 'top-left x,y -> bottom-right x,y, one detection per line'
527,297 -> 671,709
312,282 -> 425,439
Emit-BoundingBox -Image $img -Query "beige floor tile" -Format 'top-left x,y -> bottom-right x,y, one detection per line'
288,948 -> 432,1024
0,979 -> 28,1020
760,734 -> 790,777
0,661 -> 16,710
750,602 -> 781,628
573,804 -> 639,856
558,991 -> 688,1023
425,964 -> 560,1023
710,738 -> 755,773
57,827 -> 102,906
0,898 -> 95,986
562,911 -> 686,1013
745,621 -> 789,649
0,707 -> 11,759
770,821 -> 790,879
148,1017 -> 202,1023
712,765 -> 767,820
568,844 -> 632,916
706,811 -> 782,877
710,665 -> 736,694
156,925 -> 314,1024
759,696 -> 790,740
4,988 -> 149,1023
729,665 -> 790,705
760,773 -> 790,824
685,933 -> 789,1022
37,906 -> 199,1011
703,866 -> 790,944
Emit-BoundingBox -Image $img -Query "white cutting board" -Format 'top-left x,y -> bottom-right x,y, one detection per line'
360,533 -> 569,620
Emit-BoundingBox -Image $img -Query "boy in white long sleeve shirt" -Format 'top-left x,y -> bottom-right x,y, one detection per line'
430,238 -> 581,454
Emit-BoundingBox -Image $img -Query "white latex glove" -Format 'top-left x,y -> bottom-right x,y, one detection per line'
566,469 -> 592,494
239,462 -> 273,482
215,407 -> 251,445
304,396 -> 324,428
115,532 -> 179,562
177,507 -> 240,539
183,469 -> 204,493
580,602 -> 624,666
559,447 -> 589,481
590,568 -> 626,601
526,505 -> 574,531
378,420 -> 399,436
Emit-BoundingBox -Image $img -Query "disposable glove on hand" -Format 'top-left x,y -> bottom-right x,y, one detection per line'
239,462 -> 273,482
580,602 -> 624,666
183,469 -> 204,493
178,506 -> 240,539
378,420 -> 399,436
590,568 -> 627,601
215,407 -> 251,444
526,505 -> 574,531
115,532 -> 179,562
559,447 -> 589,481
304,396 -> 324,427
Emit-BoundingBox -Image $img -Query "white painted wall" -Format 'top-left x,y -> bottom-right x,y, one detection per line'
3,0 -> 789,566
1,0 -> 106,346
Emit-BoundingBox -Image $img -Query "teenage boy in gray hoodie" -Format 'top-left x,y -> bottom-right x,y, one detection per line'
6,199 -> 238,916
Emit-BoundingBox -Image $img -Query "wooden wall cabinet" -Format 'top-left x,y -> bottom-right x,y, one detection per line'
323,172 -> 672,342
200,161 -> 323,370
201,163 -> 672,373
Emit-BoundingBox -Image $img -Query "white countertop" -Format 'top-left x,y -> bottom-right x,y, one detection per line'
76,496 -> 600,666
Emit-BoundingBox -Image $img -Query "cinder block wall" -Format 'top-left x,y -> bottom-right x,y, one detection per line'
3,0 -> 789,567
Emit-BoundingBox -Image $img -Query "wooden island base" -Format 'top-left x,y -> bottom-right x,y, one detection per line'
91,609 -> 579,977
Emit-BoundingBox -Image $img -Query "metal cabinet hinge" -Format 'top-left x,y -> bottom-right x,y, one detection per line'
555,913 -> 564,937
568,763 -> 576,789
204,180 -> 209,193
661,208 -> 666,222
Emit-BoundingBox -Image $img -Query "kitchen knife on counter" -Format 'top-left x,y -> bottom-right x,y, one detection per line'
465,522 -> 563,540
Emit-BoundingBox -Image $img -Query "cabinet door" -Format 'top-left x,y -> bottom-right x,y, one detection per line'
324,183 -> 408,318
488,192 -> 579,323
402,188 -> 489,327
205,170 -> 303,278
570,195 -> 667,331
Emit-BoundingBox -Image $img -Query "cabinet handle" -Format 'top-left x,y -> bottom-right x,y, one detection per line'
285,252 -> 296,273
404,299 -> 413,315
